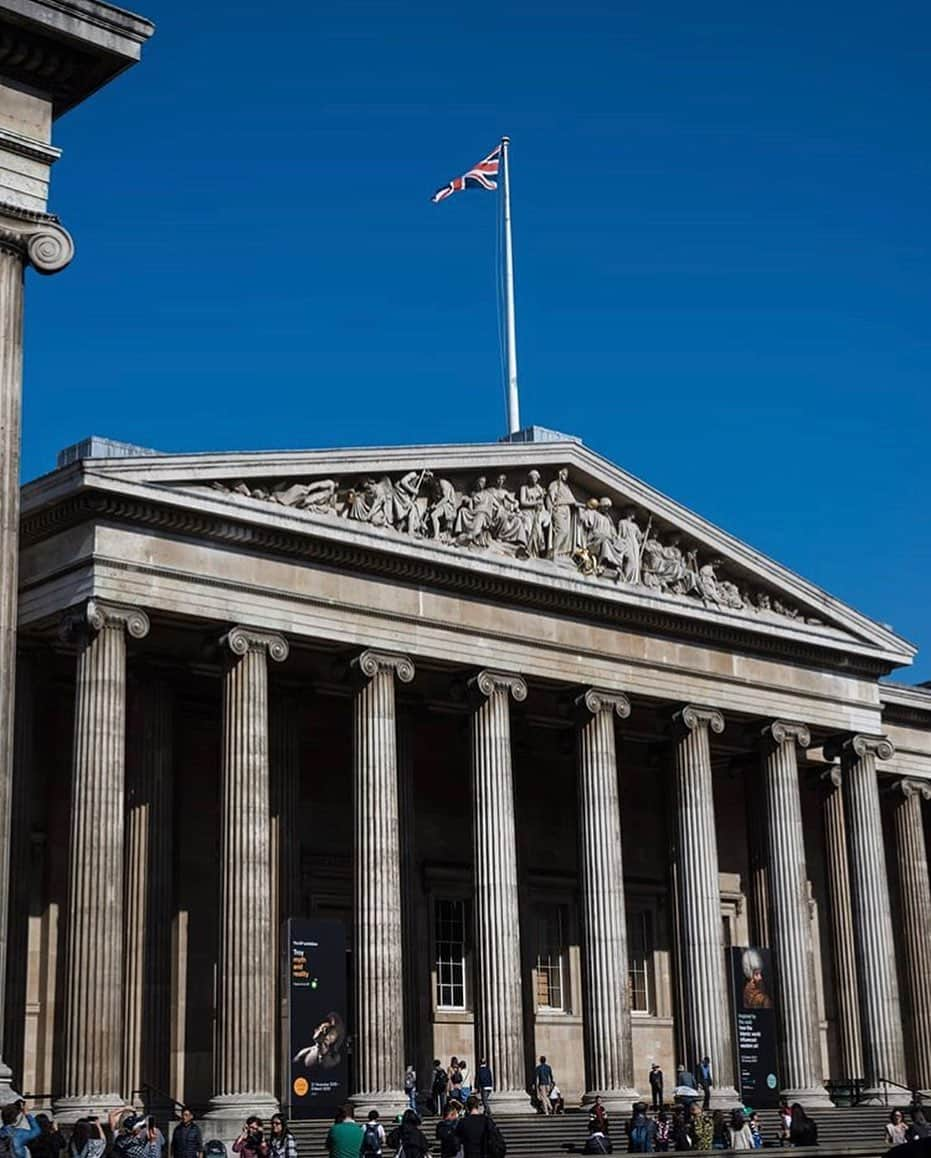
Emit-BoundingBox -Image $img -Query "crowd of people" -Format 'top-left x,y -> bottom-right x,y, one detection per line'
0,1085 -> 928,1158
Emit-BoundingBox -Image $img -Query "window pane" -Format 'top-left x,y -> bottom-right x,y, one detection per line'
535,904 -> 566,1011
435,899 -> 466,1009
627,908 -> 654,1014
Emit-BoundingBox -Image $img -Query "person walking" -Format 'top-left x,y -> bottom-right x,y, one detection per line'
456,1097 -> 503,1158
728,1110 -> 754,1151
432,1060 -> 450,1116
405,1065 -> 418,1113
436,1105 -> 460,1158
886,1110 -> 908,1147
449,1058 -> 464,1105
388,1111 -> 429,1158
689,1103 -> 712,1151
654,1110 -> 670,1153
171,1108 -> 203,1158
267,1116 -> 297,1158
625,1103 -> 656,1154
649,1065 -> 664,1111
476,1058 -> 494,1113
695,1058 -> 713,1112
360,1112 -> 384,1158
535,1056 -> 555,1115
325,1107 -> 363,1158
710,1111 -> 728,1150
458,1059 -> 472,1103
789,1105 -> 817,1148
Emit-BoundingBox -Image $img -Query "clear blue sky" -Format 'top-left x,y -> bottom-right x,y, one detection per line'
23,1 -> 930,680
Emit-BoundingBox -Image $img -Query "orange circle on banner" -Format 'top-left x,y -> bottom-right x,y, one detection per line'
293,1077 -> 309,1097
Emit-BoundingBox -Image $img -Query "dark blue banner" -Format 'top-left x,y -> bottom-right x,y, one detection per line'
285,918 -> 349,1118
730,946 -> 780,1108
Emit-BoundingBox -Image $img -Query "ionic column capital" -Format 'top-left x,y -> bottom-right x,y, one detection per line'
575,687 -> 631,720
352,648 -> 415,684
761,719 -> 811,751
61,599 -> 150,643
824,733 -> 895,763
221,625 -> 289,663
673,704 -> 725,736
469,669 -> 527,704
820,765 -> 843,790
0,206 -> 74,274
890,778 -> 931,803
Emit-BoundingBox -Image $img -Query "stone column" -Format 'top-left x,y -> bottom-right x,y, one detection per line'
207,626 -> 289,1124
470,669 -> 529,1114
825,735 -> 906,1090
270,691 -> 302,929
55,600 -> 150,1119
576,688 -> 639,1107
351,649 -> 415,1114
820,767 -> 863,1081
671,705 -> 739,1105
759,722 -> 832,1106
123,677 -> 173,1110
891,779 -> 931,1091
0,220 -> 72,1100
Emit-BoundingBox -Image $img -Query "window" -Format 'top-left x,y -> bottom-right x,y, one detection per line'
534,905 -> 566,1011
627,907 -> 654,1014
435,899 -> 467,1009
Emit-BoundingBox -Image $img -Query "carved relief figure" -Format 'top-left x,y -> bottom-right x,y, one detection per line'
578,498 -> 627,577
615,507 -> 644,585
456,476 -> 496,548
348,477 -> 394,526
393,470 -> 428,536
546,467 -> 579,561
271,478 -> 339,512
489,474 -> 529,552
519,470 -> 550,558
426,475 -> 457,540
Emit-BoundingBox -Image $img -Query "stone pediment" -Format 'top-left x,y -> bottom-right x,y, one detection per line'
26,437 -> 914,668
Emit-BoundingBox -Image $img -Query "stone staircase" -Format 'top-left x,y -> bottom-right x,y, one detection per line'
287,1104 -> 899,1158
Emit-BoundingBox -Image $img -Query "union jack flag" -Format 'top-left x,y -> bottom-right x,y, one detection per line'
431,144 -> 501,203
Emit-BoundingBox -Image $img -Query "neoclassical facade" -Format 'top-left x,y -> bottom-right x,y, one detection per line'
6,433 -> 931,1124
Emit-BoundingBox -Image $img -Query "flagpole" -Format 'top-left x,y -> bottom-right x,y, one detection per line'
501,135 -> 520,435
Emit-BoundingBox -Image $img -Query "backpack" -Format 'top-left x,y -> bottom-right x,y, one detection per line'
362,1124 -> 382,1154
484,1119 -> 506,1158
0,1129 -> 14,1158
434,1069 -> 449,1092
630,1120 -> 652,1154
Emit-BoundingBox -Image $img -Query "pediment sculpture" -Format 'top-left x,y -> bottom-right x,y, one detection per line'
209,468 -> 811,623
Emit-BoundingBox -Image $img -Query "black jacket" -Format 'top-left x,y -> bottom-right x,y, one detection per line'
172,1124 -> 203,1158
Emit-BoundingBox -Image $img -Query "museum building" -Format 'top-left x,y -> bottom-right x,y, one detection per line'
5,429 -> 931,1121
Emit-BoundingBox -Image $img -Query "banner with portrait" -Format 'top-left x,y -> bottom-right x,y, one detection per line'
284,918 -> 349,1118
729,946 -> 780,1108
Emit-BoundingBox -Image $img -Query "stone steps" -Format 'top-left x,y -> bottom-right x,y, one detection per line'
288,1104 -> 901,1157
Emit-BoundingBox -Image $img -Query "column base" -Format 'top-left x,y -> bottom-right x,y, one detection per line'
779,1086 -> 836,1110
349,1089 -> 408,1118
483,1088 -> 534,1115
709,1085 -> 741,1109
52,1094 -> 127,1124
582,1089 -> 643,1112
0,1058 -> 22,1104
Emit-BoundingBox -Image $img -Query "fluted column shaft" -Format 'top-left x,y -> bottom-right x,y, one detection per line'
577,689 -> 639,1107
123,678 -> 173,1109
821,769 -> 863,1080
892,780 -> 931,1090
672,705 -> 738,1105
0,221 -> 72,1098
0,247 -> 26,1094
827,734 -> 906,1090
745,767 -> 770,949
208,627 -> 288,1120
270,692 -> 301,930
351,650 -> 414,1113
470,670 -> 528,1113
760,722 -> 831,1105
397,710 -> 420,1073
56,601 -> 150,1118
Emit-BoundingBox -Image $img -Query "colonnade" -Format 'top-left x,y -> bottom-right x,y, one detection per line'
21,602 -> 931,1118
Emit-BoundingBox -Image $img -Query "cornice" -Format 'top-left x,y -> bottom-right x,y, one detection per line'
18,488 -> 898,680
